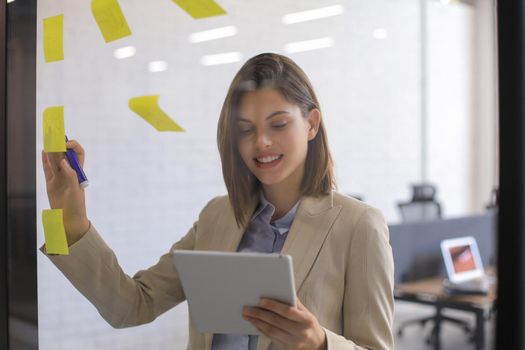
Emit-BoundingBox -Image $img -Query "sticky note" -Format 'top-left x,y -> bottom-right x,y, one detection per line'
172,0 -> 226,19
42,209 -> 69,255
43,106 -> 66,152
129,95 -> 185,132
43,14 -> 64,62
91,0 -> 132,43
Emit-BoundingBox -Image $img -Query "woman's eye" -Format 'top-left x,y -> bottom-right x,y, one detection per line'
272,122 -> 287,129
239,127 -> 254,135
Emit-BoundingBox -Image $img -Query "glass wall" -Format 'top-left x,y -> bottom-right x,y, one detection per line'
33,0 -> 497,349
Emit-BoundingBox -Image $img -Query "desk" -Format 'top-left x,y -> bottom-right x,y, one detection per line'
395,277 -> 496,350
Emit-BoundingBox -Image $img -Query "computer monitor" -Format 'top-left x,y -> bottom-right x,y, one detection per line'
440,236 -> 485,283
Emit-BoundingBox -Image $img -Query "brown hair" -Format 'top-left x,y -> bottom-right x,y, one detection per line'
217,53 -> 336,227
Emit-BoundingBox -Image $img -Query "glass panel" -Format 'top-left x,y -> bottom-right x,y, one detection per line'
34,0 -> 498,349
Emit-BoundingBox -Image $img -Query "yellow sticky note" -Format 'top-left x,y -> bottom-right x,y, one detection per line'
43,14 -> 64,62
172,0 -> 226,19
91,0 -> 132,43
43,106 -> 66,152
129,95 -> 185,132
42,209 -> 69,255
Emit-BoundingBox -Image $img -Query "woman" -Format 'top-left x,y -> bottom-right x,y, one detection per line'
42,53 -> 394,350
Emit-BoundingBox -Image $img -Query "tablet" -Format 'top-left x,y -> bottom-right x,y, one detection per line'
440,236 -> 484,283
172,250 -> 296,335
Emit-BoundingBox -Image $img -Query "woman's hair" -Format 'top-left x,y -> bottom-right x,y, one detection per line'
217,53 -> 336,227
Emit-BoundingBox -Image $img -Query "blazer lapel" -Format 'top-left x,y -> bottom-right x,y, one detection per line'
198,197 -> 255,253
257,192 -> 342,350
282,192 -> 342,293
204,333 -> 213,350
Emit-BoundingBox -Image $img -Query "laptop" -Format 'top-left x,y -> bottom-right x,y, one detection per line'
440,236 -> 489,294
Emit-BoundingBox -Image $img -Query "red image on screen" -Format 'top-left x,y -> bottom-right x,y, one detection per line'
449,245 -> 476,273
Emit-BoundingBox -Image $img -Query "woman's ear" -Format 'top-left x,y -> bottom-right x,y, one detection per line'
307,109 -> 321,141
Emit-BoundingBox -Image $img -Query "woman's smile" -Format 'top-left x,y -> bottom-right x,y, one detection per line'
254,153 -> 284,168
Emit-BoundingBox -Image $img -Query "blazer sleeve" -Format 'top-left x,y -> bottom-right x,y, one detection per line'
324,207 -> 395,350
41,212 -> 201,329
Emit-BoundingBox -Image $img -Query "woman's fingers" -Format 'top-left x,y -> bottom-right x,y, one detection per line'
243,306 -> 300,334
244,298 -> 326,350
257,298 -> 306,323
295,298 -> 307,311
48,151 -> 65,175
42,150 -> 55,182
43,139 -> 85,183
245,315 -> 291,345
43,147 -> 82,191
46,151 -> 77,185
59,158 -> 79,187
66,139 -> 85,168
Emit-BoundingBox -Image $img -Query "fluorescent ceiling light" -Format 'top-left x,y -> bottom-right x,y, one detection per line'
284,37 -> 334,54
113,46 -> 136,59
200,52 -> 242,66
7,0 -> 15,3
282,5 -> 344,25
189,26 -> 237,43
373,28 -> 388,39
148,61 -> 168,72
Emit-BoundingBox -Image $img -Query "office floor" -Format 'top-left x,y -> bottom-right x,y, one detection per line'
12,300 -> 496,350
394,301 -> 495,350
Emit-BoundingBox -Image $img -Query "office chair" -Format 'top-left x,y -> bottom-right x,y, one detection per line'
397,184 -> 442,222
396,184 -> 475,345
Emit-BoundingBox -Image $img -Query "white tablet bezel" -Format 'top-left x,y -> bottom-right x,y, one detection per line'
172,250 -> 296,335
440,236 -> 484,283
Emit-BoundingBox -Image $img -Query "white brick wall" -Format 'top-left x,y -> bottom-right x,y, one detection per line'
36,0 -> 492,349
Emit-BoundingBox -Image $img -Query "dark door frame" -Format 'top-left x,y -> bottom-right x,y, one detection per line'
496,0 -> 525,348
0,0 -> 8,347
1,1 -> 38,349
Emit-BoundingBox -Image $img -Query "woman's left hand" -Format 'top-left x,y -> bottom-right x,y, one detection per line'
243,297 -> 327,350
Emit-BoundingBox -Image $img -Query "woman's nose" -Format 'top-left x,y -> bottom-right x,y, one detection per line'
255,131 -> 272,149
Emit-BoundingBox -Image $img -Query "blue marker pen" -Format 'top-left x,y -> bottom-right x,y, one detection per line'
65,136 -> 89,188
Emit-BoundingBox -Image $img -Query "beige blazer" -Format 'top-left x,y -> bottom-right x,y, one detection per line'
44,192 -> 394,350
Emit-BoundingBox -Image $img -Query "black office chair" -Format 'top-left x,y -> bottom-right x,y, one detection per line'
396,184 -> 475,345
397,184 -> 442,222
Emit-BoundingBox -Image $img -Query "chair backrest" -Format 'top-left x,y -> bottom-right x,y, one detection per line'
397,183 -> 442,222
398,201 -> 442,222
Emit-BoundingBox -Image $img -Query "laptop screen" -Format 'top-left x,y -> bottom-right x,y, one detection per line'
441,236 -> 484,283
449,244 -> 477,273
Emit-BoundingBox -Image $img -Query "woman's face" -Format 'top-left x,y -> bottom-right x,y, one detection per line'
236,88 -> 319,190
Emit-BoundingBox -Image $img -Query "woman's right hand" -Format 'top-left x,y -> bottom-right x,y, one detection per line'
42,139 -> 90,245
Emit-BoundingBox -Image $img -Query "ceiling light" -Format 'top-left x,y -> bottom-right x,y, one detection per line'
282,5 -> 344,25
200,52 -> 242,66
373,28 -> 388,39
113,46 -> 136,59
284,37 -> 334,53
189,26 -> 237,43
148,61 -> 168,72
